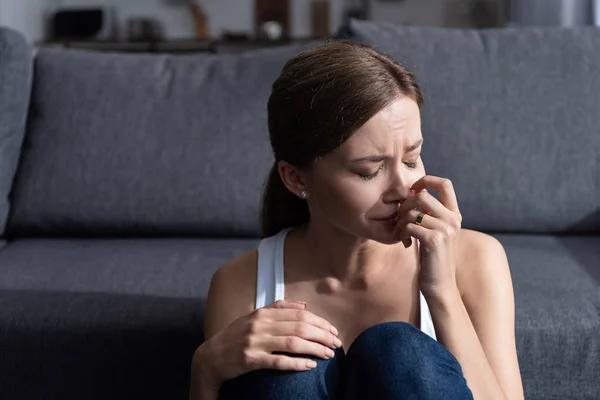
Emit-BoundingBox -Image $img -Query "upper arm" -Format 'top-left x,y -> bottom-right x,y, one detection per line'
204,250 -> 258,341
458,230 -> 525,400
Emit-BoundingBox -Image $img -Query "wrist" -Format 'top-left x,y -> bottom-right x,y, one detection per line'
423,285 -> 462,311
191,342 -> 221,390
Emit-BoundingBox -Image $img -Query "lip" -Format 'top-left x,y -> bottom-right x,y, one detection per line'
374,212 -> 399,221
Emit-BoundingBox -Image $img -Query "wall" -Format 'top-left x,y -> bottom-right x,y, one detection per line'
0,0 -> 58,43
371,0 -> 464,27
509,0 -> 593,26
369,0 -> 503,28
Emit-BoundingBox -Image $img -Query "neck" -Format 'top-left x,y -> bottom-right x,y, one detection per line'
290,222 -> 418,291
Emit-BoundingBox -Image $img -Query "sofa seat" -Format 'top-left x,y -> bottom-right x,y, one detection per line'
0,234 -> 598,399
0,238 -> 259,400
494,234 -> 599,399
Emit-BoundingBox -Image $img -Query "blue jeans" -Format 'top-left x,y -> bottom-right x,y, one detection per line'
219,321 -> 474,399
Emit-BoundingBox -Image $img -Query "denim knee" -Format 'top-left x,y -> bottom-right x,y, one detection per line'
343,321 -> 473,400
218,350 -> 343,400
347,321 -> 462,372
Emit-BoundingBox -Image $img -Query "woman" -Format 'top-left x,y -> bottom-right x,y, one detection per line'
190,40 -> 524,400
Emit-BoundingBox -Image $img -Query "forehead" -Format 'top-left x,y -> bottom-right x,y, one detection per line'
341,97 -> 421,155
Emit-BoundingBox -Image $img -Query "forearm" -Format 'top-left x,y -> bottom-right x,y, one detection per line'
189,374 -> 219,400
427,288 -> 507,400
189,346 -> 221,400
189,382 -> 219,400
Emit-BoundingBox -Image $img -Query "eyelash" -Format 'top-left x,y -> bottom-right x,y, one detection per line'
359,162 -> 419,181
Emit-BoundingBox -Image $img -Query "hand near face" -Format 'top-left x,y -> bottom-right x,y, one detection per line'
393,175 -> 463,299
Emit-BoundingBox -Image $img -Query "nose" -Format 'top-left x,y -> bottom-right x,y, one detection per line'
382,183 -> 412,205
382,163 -> 416,204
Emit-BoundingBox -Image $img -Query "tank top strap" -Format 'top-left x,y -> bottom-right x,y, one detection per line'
417,239 -> 438,341
255,227 -> 291,309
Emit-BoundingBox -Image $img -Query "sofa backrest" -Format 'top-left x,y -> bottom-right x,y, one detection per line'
6,43 -> 322,238
0,27 -> 32,237
5,23 -> 599,237
342,20 -> 599,233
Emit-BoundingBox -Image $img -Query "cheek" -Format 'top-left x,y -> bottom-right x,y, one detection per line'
317,177 -> 381,217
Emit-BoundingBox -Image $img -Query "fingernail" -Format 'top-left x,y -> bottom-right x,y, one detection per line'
306,360 -> 317,368
330,325 -> 339,336
334,337 -> 343,348
326,348 -> 335,358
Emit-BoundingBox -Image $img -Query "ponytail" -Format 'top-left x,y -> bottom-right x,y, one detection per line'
260,162 -> 310,238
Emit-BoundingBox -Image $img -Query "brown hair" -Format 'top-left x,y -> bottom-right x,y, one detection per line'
260,40 -> 424,238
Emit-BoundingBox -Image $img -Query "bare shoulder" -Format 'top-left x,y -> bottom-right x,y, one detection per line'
455,231 -> 524,399
204,249 -> 258,340
456,228 -> 507,298
457,227 -> 501,256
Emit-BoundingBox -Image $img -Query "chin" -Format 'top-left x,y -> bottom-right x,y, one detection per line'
377,234 -> 403,246
329,220 -> 401,245
366,222 -> 403,245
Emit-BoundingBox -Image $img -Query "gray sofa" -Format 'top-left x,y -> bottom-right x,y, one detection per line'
0,19 -> 598,400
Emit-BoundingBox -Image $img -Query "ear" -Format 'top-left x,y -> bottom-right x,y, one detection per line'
277,160 -> 309,199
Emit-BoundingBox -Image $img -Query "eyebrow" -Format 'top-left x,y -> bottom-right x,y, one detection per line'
350,138 -> 424,163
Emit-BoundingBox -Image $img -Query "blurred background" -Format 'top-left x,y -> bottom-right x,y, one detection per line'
0,0 -> 598,53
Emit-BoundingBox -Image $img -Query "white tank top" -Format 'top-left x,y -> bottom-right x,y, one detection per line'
255,227 -> 437,342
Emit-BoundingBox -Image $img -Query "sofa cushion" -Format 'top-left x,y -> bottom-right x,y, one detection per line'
0,237 -> 258,399
0,27 -> 32,237
343,20 -> 600,234
7,42 -> 321,238
0,234 -> 597,399
496,234 -> 599,399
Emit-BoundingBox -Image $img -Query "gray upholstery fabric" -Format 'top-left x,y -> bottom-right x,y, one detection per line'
0,238 -> 258,399
496,234 -> 600,399
0,238 -> 258,296
0,235 -> 597,399
7,43 -> 321,238
344,20 -> 600,234
0,27 -> 32,236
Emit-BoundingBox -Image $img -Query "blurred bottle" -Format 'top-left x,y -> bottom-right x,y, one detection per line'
189,2 -> 209,39
312,0 -> 330,39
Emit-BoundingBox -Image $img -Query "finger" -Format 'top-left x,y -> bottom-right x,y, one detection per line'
392,219 -> 413,248
395,209 -> 445,248
265,300 -> 307,310
271,309 -> 339,336
267,336 -> 336,360
270,321 -> 342,349
392,210 -> 420,247
396,223 -> 429,247
395,209 -> 442,234
410,176 -> 460,214
259,354 -> 318,371
399,190 -> 449,220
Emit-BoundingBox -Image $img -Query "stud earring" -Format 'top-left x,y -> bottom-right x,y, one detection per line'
300,190 -> 308,199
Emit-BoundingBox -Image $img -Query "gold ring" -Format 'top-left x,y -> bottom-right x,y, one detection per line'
415,212 -> 426,226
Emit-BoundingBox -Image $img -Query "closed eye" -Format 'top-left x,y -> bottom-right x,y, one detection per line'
358,168 -> 382,181
358,161 -> 419,181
